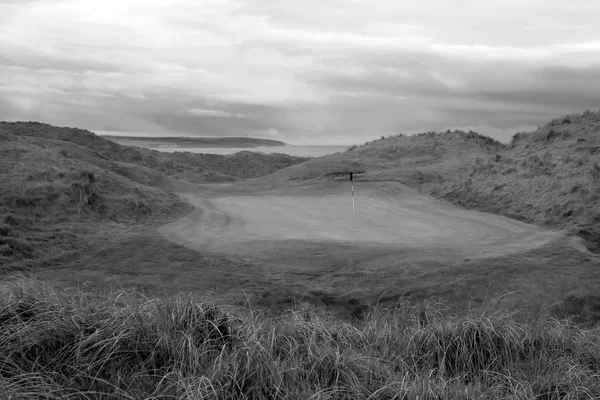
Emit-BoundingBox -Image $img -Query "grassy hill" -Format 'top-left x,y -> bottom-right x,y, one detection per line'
435,110 -> 600,251
249,110 -> 600,251
0,122 -> 308,271
246,130 -> 502,190
2,116 -> 600,398
0,130 -> 184,271
1,122 -> 308,183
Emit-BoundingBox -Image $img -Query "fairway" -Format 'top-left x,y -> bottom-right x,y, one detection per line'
159,181 -> 559,260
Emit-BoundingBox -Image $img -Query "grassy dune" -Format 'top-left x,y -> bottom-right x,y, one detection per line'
436,110 -> 600,251
251,110 -> 600,251
2,114 -> 600,399
0,122 -> 307,271
1,122 -> 308,182
245,129 -> 502,191
0,132 -> 185,271
1,277 -> 600,400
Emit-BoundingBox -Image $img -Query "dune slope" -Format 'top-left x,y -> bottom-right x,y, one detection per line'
245,110 -> 600,250
0,122 -> 308,271
436,110 -> 600,250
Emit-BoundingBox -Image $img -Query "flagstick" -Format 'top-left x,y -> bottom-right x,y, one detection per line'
352,182 -> 355,213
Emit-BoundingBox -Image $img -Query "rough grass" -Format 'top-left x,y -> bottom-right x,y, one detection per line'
0,121 -> 306,272
247,129 -> 502,191
1,277 -> 600,399
436,110 -> 600,250
0,132 -> 187,271
0,134 -> 182,218
246,110 -> 600,250
2,114 -> 600,398
0,121 -> 309,183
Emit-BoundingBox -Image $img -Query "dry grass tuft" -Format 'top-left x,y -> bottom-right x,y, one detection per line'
1,277 -> 600,399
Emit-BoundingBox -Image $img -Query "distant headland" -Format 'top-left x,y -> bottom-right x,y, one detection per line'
101,135 -> 287,148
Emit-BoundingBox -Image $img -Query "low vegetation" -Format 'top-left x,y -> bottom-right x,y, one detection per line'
0,122 -> 307,271
0,130 -> 185,271
255,110 -> 600,250
2,277 -> 600,399
436,110 -> 600,251
251,129 -> 503,190
2,112 -> 600,398
0,122 -> 309,182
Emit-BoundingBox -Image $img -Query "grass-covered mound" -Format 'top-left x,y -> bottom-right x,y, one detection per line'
0,120 -> 308,271
436,110 -> 600,250
0,134 -> 181,218
0,131 -> 186,271
1,277 -> 599,399
254,109 -> 600,251
0,121 -> 309,183
248,129 -> 502,191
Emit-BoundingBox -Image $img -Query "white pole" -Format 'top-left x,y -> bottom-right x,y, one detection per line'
352,182 -> 355,213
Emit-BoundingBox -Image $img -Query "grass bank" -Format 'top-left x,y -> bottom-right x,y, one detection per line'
0,121 -> 307,272
436,110 -> 600,251
1,277 -> 600,399
253,109 -> 600,251
0,131 -> 187,271
0,121 -> 309,183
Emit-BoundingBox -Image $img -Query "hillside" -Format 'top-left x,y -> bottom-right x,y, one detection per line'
0,122 -> 308,182
246,129 -> 503,190
2,116 -> 600,398
104,135 -> 286,148
0,131 -> 186,270
243,110 -> 600,251
0,122 -> 308,270
436,110 -> 600,251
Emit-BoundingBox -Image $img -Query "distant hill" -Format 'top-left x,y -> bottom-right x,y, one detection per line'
103,135 -> 286,148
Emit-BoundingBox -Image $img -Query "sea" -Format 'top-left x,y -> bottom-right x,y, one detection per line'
147,145 -> 347,158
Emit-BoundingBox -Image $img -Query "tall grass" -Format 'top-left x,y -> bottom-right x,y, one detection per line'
1,277 -> 600,399
0,136 -> 187,270
437,109 -> 600,249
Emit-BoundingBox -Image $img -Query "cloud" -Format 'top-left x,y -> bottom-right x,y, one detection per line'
188,109 -> 248,118
1,0 -> 599,144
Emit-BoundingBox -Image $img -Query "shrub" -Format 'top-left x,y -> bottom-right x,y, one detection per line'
68,170 -> 105,214
545,128 -> 562,141
511,131 -> 527,144
0,223 -> 12,237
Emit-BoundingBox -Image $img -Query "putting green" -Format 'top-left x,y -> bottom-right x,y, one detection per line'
159,181 -> 559,260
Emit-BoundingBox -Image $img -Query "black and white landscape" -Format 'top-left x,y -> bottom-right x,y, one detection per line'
1,1 -> 600,398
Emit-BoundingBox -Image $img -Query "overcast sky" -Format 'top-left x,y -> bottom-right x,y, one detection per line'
1,0 -> 599,144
